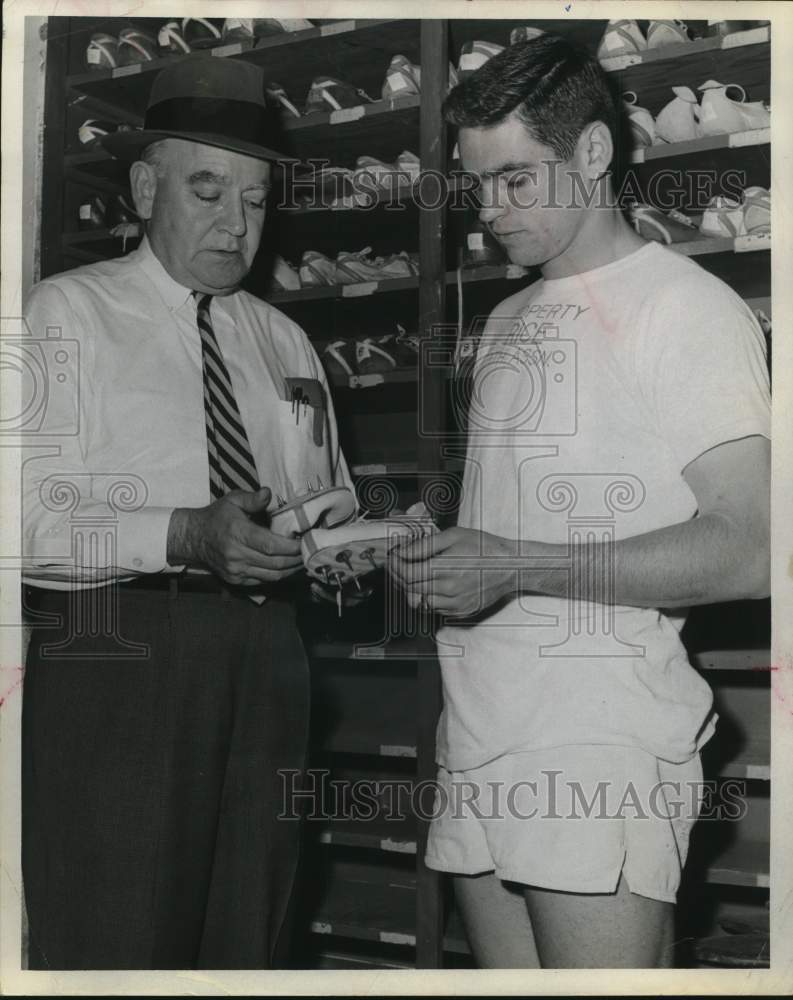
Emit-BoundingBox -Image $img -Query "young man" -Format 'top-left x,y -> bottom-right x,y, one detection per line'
389,35 -> 770,968
22,54 -> 350,969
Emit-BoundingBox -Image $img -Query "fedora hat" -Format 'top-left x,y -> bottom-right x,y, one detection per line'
102,54 -> 293,162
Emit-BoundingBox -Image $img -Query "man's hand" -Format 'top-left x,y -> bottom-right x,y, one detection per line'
387,527 -> 518,617
167,487 -> 304,586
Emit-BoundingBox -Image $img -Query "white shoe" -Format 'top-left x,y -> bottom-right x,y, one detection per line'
302,514 -> 436,584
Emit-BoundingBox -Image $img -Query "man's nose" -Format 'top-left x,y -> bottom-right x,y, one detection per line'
477,181 -> 505,226
218,197 -> 247,237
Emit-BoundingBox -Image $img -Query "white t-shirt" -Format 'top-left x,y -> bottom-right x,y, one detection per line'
436,242 -> 770,771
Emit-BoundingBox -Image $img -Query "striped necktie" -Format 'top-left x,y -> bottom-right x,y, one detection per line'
194,293 -> 260,498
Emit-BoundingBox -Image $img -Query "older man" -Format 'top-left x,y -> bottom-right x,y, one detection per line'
22,55 -> 350,969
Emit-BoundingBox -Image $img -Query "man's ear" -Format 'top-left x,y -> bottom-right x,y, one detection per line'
129,160 -> 157,220
580,120 -> 614,180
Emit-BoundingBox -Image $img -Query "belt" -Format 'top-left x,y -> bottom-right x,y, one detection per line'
124,572 -> 227,594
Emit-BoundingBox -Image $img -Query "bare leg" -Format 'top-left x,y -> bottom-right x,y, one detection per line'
523,873 -> 674,968
453,873 -> 540,969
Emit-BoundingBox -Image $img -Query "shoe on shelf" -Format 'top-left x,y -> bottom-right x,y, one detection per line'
181,18 -> 223,49
299,250 -> 337,287
381,54 -> 421,99
252,18 -> 314,38
742,187 -> 770,235
697,80 -> 770,136
86,32 -> 119,71
623,92 -> 655,147
78,195 -> 107,230
390,325 -> 421,366
305,76 -> 375,115
381,54 -> 458,99
269,255 -> 302,292
597,19 -> 647,62
352,156 -> 417,200
264,81 -> 302,119
629,204 -> 699,244
699,196 -> 746,238
158,21 -> 191,54
706,20 -> 754,37
322,340 -> 358,378
646,20 -> 690,48
336,247 -> 386,284
395,150 -> 421,183
77,119 -> 132,148
509,26 -> 546,45
378,251 -> 419,279
353,155 -> 398,192
654,86 -> 701,143
457,40 -> 505,78
117,27 -> 158,65
356,337 -> 398,375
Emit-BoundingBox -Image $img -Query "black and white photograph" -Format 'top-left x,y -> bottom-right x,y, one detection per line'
1,1 -> 791,993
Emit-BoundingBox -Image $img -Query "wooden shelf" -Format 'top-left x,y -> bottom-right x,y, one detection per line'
310,863 -> 468,953
706,839 -> 769,889
600,26 -> 770,74
310,636 -> 436,660
630,128 -> 770,164
693,648 -> 771,672
316,815 -> 418,855
66,19 -> 421,121
713,739 -> 770,782
269,273 -> 418,304
311,664 -> 418,758
328,369 -> 419,390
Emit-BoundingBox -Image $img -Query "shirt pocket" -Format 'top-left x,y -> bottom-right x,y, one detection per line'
269,397 -> 330,498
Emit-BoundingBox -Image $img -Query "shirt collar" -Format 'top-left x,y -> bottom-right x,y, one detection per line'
133,235 -> 195,313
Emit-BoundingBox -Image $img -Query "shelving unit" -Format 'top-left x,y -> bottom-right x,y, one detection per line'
38,14 -> 771,972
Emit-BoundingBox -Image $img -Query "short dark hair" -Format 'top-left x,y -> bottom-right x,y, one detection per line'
443,34 -> 618,160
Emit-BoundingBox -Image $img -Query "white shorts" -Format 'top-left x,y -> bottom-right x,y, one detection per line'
425,744 -> 704,903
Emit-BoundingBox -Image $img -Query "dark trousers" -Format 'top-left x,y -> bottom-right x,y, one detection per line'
22,584 -> 310,970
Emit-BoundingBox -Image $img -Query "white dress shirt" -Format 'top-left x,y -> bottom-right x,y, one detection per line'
23,237 -> 351,588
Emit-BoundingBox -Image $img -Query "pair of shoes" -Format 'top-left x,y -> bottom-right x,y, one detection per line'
300,248 -> 418,287
381,54 -> 459,99
77,118 -> 135,148
353,151 -> 421,197
629,204 -> 700,244
696,80 -> 770,136
322,329 -> 418,379
222,17 -> 313,43
304,77 -> 375,115
700,188 -> 770,238
635,83 -> 770,145
598,18 -> 690,62
159,19 -> 223,52
86,27 -> 159,68
336,247 -> 418,283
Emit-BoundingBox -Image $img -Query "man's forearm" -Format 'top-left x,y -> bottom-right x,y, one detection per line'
517,512 -> 769,608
